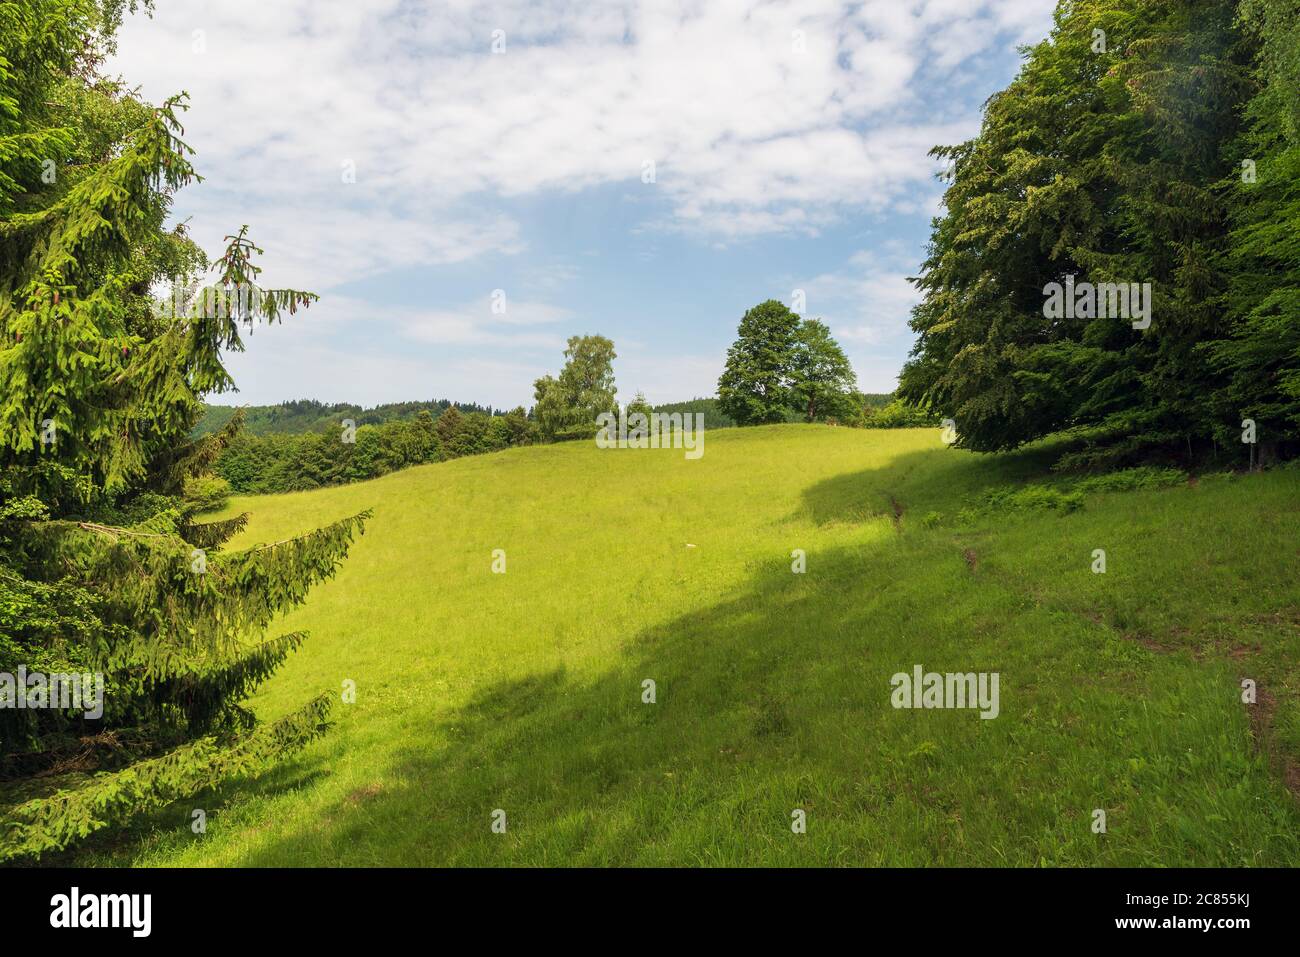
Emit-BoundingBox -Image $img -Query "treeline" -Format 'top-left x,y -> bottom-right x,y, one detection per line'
860,398 -> 940,429
195,397 -> 501,437
650,398 -> 738,430
216,406 -> 533,494
899,0 -> 1300,469
656,394 -> 900,430
202,334 -> 914,497
208,386 -> 913,498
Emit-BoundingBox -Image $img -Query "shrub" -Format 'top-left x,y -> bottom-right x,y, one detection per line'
862,399 -> 941,429
1072,467 -> 1187,494
981,485 -> 1084,513
182,474 -> 233,513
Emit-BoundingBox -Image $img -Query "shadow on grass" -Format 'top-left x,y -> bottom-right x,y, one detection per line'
44,440 -> 1300,866
798,439 -> 1068,526
231,505 -> 1300,866
236,541 -> 955,865
20,766 -> 333,867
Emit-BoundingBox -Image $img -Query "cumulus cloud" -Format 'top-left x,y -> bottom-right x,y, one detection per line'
792,245 -> 929,391
106,0 -> 1055,405
112,0 -> 1050,263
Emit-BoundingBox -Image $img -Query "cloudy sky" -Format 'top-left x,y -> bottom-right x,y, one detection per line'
109,0 -> 1054,409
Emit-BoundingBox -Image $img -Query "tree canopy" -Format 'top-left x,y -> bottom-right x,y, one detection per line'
718,301 -> 859,426
898,0 -> 1299,467
533,334 -> 618,441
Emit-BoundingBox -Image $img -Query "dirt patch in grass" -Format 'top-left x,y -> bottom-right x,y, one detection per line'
345,783 -> 384,805
1121,630 -> 1184,655
1246,607 -> 1300,631
889,495 -> 904,531
1243,683 -> 1300,800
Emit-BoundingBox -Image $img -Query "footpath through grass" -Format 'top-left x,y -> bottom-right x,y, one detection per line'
76,425 -> 1300,865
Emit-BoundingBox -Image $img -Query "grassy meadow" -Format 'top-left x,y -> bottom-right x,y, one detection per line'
73,425 -> 1300,866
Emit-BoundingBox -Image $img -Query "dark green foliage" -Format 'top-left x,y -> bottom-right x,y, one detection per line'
1202,0 -> 1300,460
980,485 -> 1085,514
215,406 -> 534,494
718,304 -> 861,426
788,319 -> 858,422
898,0 -> 1284,462
942,465 -> 1189,527
179,512 -> 249,550
194,397 -> 500,437
717,300 -> 868,423
1072,465 -> 1187,492
859,397 -> 941,429
651,398 -> 737,429
0,0 -> 367,860
2,692 -> 332,861
434,405 -> 463,449
717,300 -> 802,425
182,473 -> 231,513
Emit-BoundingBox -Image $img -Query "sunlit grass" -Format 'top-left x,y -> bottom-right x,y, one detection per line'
75,425 -> 1300,865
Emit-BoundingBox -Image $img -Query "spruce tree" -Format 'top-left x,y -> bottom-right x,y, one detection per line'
1205,0 -> 1300,463
898,0 -> 1249,460
0,0 -> 368,860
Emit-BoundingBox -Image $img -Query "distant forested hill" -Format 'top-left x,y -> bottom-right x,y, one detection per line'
198,393 -> 898,437
195,398 -> 503,437
650,398 -> 737,429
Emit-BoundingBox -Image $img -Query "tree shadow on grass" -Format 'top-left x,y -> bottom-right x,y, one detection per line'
233,508 -> 1300,867
798,440 -> 1067,526
47,438 -> 1300,867
238,543 -> 944,865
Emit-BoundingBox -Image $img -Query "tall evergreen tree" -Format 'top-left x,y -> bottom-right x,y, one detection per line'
0,0 -> 368,860
1204,0 -> 1300,463
435,404 -> 464,451
899,0 -> 1249,461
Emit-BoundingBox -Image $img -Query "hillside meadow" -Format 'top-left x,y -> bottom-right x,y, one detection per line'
70,425 -> 1300,866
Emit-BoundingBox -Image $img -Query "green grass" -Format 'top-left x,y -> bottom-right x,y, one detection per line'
75,425 -> 1300,865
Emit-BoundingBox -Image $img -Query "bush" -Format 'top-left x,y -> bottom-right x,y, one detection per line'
182,474 -> 232,513
861,398 -> 941,429
1072,467 -> 1187,494
215,408 -> 529,494
981,485 -> 1084,513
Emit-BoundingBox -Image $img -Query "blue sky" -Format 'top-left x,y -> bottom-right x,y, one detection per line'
109,0 -> 1056,409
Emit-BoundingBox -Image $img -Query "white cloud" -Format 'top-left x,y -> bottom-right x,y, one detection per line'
112,0 -> 1052,261
399,298 -> 572,345
796,246 -> 925,390
614,352 -> 724,407
106,0 -> 1056,406
172,192 -> 524,292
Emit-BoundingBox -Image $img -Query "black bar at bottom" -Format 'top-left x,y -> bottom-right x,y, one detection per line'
0,866 -> 1289,942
